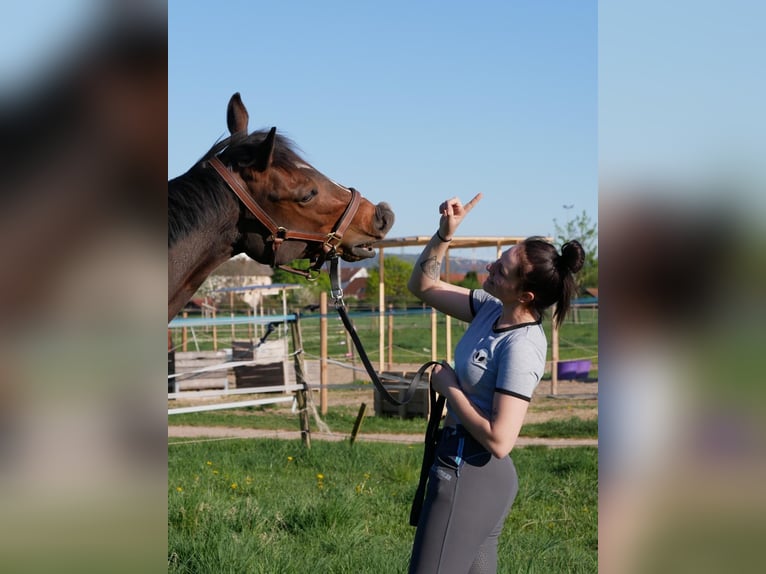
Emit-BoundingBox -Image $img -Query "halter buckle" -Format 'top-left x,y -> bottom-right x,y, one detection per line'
324,231 -> 342,251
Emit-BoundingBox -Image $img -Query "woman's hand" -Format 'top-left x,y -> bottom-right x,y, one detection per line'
437,193 -> 483,241
431,361 -> 460,396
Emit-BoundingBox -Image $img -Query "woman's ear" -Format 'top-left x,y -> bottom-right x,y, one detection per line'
518,291 -> 535,305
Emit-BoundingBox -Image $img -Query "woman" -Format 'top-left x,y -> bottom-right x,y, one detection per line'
407,193 -> 584,574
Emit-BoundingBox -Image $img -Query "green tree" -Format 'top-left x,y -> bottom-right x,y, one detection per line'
456,270 -> 482,289
365,256 -> 418,307
270,260 -> 332,310
554,210 -> 598,289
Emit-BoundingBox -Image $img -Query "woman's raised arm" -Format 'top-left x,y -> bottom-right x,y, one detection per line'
407,194 -> 482,322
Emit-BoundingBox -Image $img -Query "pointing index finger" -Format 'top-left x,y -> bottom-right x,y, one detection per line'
463,193 -> 483,213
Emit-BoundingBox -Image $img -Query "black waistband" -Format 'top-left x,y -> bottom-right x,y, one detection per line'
441,425 -> 488,454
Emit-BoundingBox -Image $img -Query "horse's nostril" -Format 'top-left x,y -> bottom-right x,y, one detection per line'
376,203 -> 395,231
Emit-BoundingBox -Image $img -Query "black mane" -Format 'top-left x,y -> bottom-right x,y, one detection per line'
168,130 -> 304,247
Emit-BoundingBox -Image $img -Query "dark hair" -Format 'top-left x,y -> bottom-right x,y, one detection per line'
517,237 -> 585,327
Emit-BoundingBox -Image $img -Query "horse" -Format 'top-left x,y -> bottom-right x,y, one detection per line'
168,93 -> 395,321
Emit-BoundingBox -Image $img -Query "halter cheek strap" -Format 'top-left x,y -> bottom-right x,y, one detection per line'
207,156 -> 362,276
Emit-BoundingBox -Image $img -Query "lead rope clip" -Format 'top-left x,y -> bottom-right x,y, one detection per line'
329,256 -> 344,305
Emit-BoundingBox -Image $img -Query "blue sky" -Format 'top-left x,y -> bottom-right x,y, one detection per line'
600,1 -> 765,190
169,1 -> 597,259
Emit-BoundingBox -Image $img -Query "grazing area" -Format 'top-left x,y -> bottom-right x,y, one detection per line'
168,439 -> 597,573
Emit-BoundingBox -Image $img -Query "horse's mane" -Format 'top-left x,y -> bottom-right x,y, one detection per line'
168,130 -> 303,247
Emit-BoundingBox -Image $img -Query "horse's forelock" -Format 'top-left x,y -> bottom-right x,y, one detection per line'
201,130 -> 302,169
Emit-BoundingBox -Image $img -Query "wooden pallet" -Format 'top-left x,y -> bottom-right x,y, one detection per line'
170,350 -> 229,392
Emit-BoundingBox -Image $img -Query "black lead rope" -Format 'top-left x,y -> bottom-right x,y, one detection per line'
409,387 -> 446,526
329,256 -> 438,406
327,256 -> 446,526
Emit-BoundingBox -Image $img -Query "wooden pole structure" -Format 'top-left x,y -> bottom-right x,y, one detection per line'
551,304 -> 559,396
378,248 -> 385,372
320,291 -> 328,416
431,307 -> 437,361
259,298 -> 264,338
182,311 -> 188,352
445,250 -> 452,364
212,309 -> 217,351
345,322 -> 357,372
387,304 -> 394,369
289,318 -> 311,448
349,402 -> 367,446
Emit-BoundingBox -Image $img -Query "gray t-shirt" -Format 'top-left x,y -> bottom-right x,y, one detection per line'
449,290 -> 547,421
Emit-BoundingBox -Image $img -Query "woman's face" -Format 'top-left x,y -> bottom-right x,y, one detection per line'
483,245 -> 523,301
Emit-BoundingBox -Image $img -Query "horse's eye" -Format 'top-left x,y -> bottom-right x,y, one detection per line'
300,189 -> 317,204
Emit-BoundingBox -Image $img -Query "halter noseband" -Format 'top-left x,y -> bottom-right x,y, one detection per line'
208,156 -> 362,278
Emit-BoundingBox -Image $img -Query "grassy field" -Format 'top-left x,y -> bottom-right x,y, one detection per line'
169,306 -> 598,571
168,439 -> 597,573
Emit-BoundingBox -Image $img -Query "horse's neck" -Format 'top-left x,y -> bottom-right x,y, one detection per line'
168,231 -> 237,321
168,172 -> 243,321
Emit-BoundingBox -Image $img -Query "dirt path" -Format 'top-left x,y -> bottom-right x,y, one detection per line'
167,425 -> 596,447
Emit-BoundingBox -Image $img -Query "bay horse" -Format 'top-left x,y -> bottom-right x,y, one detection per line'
168,93 -> 395,321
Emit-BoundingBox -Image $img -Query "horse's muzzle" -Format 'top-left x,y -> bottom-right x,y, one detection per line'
375,202 -> 395,235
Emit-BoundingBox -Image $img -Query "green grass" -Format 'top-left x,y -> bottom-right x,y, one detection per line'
169,404 -> 598,439
522,417 -> 598,439
168,439 -> 597,573
169,402 -> 425,435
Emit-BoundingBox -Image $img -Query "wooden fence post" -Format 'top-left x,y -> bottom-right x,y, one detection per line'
212,309 -> 217,351
350,403 -> 367,446
289,318 -> 311,448
387,304 -> 394,369
431,307 -> 437,361
551,304 -> 559,396
320,291 -> 328,416
182,311 -> 188,352
379,249 -> 385,372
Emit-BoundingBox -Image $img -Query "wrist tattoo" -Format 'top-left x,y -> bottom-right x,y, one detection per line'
420,256 -> 441,280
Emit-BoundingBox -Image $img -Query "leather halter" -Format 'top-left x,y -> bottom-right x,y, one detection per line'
208,156 -> 363,277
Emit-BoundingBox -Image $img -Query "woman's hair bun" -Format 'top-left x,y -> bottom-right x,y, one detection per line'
559,240 -> 585,274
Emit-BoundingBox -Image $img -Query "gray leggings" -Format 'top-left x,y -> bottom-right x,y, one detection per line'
409,426 -> 518,574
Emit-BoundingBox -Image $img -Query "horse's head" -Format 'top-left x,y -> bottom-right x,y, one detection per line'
212,93 -> 394,269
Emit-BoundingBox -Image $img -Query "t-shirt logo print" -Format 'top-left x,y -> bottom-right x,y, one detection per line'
472,349 -> 489,364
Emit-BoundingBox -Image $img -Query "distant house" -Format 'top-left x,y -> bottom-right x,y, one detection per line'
337,267 -> 369,300
203,255 -> 274,310
214,256 -> 273,279
343,276 -> 368,300
340,266 -> 368,288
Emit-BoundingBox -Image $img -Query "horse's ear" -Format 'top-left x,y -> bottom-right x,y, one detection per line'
227,92 -> 249,135
251,127 -> 277,171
